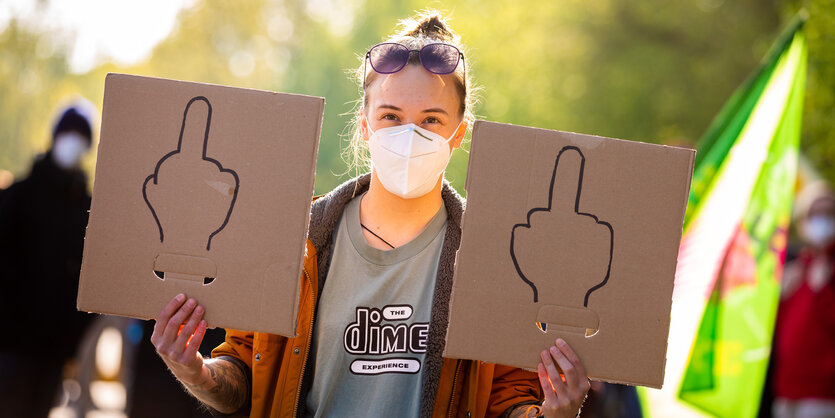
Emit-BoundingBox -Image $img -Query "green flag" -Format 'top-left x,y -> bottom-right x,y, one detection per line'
677,16 -> 807,418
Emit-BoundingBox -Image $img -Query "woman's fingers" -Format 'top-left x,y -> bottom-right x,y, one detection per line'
537,363 -> 558,405
172,304 -> 205,359
556,338 -> 590,394
540,348 -> 569,400
539,339 -> 591,417
550,340 -> 579,390
151,294 -> 207,367
152,293 -> 186,344
183,320 -> 208,362
148,295 -> 208,386
162,297 -> 197,344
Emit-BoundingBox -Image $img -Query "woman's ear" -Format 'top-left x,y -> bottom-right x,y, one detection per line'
451,119 -> 468,149
361,114 -> 370,141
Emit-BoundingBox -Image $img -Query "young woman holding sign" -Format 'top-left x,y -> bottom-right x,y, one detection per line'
150,11 -> 590,417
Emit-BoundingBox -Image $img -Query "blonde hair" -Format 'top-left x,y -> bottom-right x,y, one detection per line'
342,10 -> 477,176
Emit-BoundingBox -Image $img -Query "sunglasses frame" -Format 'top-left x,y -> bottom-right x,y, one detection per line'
363,42 -> 467,92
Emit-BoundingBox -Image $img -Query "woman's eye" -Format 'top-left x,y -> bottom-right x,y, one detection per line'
381,114 -> 399,121
423,116 -> 440,124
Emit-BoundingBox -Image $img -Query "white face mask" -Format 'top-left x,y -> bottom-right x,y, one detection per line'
367,120 -> 461,199
803,215 -> 835,248
52,132 -> 89,169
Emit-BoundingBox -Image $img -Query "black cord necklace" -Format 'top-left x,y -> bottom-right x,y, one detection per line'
360,223 -> 395,249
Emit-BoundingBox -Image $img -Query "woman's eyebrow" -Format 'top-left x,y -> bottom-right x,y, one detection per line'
422,108 -> 449,115
377,104 -> 403,111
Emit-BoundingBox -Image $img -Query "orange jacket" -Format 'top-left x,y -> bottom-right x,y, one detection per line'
212,175 -> 542,417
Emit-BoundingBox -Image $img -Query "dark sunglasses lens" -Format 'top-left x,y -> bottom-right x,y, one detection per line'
420,44 -> 460,74
369,43 -> 409,74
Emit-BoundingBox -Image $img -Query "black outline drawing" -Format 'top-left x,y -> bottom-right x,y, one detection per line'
509,146 -> 614,306
142,96 -> 240,251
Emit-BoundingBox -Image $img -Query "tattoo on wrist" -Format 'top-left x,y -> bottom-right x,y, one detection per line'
509,403 -> 542,418
182,357 -> 249,414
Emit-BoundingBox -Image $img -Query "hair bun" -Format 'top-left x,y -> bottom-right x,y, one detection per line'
401,12 -> 455,42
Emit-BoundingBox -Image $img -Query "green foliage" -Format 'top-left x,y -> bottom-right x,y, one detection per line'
0,0 -> 830,195
0,18 -> 82,176
781,0 -> 835,184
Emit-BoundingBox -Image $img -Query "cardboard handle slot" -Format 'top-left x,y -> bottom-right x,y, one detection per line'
154,253 -> 217,284
536,305 -> 599,337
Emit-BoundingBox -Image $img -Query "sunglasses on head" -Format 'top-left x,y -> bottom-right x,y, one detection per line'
365,42 -> 465,77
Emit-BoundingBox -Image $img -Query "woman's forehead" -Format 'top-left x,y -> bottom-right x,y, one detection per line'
367,66 -> 460,111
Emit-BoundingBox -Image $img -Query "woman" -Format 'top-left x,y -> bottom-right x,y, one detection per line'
151,11 -> 590,418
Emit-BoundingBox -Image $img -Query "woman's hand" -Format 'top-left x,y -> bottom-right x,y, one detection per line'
537,338 -> 590,418
149,294 -> 249,414
150,293 -> 208,386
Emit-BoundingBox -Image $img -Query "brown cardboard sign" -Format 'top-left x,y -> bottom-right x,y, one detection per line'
444,121 -> 694,388
77,74 -> 324,337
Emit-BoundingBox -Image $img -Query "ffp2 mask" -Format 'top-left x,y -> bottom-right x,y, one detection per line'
367,120 -> 461,199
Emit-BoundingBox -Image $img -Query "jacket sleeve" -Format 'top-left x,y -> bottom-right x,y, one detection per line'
211,328 -> 255,370
487,365 -> 543,417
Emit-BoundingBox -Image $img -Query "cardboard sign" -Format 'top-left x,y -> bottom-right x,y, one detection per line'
78,74 -> 324,337
444,121 -> 694,388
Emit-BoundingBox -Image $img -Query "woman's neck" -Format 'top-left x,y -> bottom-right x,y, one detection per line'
359,171 -> 444,250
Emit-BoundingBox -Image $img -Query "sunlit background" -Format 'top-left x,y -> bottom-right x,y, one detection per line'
1,0 -> 832,196
1,0 -> 832,417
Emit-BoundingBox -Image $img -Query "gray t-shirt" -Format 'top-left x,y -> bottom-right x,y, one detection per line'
305,193 -> 447,418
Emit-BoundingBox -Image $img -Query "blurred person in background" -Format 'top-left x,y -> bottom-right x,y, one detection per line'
0,100 -> 96,417
772,181 -> 835,418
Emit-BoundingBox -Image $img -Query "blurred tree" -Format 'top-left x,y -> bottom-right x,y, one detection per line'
0,18 -> 80,179
779,0 -> 835,185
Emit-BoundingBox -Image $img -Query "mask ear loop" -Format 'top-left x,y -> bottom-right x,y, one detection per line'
444,119 -> 466,144
365,117 -> 376,137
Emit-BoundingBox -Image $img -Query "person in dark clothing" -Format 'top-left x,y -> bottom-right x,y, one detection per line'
0,101 -> 96,417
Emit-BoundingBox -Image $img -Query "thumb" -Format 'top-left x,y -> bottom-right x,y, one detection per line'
548,146 -> 585,213
178,96 -> 212,159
